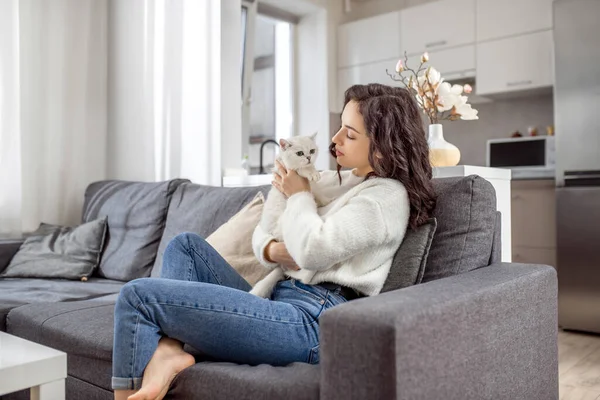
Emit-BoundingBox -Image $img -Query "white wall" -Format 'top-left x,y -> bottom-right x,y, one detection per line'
296,9 -> 331,170
326,0 -> 343,114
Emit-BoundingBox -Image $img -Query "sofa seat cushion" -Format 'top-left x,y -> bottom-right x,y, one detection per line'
0,277 -> 125,304
68,354 -> 114,393
7,300 -> 116,361
8,299 -> 320,399
0,301 -> 24,332
424,175 -> 498,282
169,361 -> 320,400
56,356 -> 320,399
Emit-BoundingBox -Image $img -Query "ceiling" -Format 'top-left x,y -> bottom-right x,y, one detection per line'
258,0 -> 324,17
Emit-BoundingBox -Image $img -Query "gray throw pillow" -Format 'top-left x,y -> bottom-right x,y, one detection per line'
0,217 -> 108,281
380,218 -> 437,293
423,176 -> 497,282
82,179 -> 188,281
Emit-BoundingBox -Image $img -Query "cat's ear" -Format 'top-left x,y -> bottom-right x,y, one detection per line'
279,138 -> 291,150
310,132 -> 318,141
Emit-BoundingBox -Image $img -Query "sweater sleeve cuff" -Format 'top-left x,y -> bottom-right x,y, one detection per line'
286,191 -> 317,215
253,229 -> 279,270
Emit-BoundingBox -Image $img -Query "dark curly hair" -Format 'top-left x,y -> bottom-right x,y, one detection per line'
329,83 -> 437,229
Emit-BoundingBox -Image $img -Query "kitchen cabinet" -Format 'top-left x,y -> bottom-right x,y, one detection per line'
338,11 -> 401,69
513,246 -> 556,270
400,0 -> 475,55
337,59 -> 400,106
476,0 -> 554,42
511,179 -> 556,268
476,30 -> 554,96
404,44 -> 475,81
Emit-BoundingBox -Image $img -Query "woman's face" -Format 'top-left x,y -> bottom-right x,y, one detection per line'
332,100 -> 373,176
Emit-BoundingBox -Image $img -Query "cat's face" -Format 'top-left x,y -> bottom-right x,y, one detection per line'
279,133 -> 318,170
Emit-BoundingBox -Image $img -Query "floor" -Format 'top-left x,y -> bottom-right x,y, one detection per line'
560,329 -> 600,399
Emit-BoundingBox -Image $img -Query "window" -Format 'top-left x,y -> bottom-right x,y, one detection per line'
241,2 -> 295,174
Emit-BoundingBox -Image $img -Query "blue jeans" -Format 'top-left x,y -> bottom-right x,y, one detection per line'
111,232 -> 348,391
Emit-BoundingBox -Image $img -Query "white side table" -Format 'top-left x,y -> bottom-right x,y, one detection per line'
0,331 -> 67,400
433,165 -> 512,262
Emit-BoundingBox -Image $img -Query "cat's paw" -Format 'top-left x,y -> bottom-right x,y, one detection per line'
249,286 -> 270,298
249,280 -> 274,298
308,171 -> 321,182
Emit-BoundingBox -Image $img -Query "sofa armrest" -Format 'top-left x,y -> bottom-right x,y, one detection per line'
319,263 -> 558,400
0,238 -> 24,274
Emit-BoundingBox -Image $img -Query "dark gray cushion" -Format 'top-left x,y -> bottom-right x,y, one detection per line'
68,373 -> 114,400
381,218 -> 437,293
7,300 -> 116,361
0,218 -> 108,280
423,175 -> 497,282
490,211 -> 502,265
0,302 -> 23,332
0,277 -> 125,304
6,299 -> 319,400
82,179 -> 188,281
169,362 -> 320,400
0,238 -> 25,274
151,183 -> 270,277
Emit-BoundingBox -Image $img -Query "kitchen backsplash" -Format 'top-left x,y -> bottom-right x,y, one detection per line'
329,93 -> 554,168
442,94 -> 554,166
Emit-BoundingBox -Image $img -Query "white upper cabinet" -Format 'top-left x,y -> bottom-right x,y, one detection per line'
476,30 -> 554,96
477,0 -> 554,42
400,0 -> 475,55
404,44 -> 476,81
338,11 -> 401,68
338,59 -> 401,106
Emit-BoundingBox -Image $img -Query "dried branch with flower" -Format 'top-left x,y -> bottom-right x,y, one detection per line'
386,52 -> 478,124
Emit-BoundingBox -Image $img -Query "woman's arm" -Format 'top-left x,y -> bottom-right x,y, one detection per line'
252,225 -> 301,271
251,224 -> 279,270
280,186 -> 409,271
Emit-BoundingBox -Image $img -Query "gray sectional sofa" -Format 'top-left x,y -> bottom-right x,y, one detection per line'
0,175 -> 558,400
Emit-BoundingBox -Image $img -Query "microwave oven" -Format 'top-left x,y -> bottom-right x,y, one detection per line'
486,136 -> 555,169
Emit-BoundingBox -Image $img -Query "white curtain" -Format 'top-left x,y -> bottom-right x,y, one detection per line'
0,0 -> 23,235
0,0 -> 107,235
108,0 -> 234,186
0,0 -> 240,235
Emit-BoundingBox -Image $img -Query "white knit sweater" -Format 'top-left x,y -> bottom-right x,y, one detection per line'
252,170 -> 410,296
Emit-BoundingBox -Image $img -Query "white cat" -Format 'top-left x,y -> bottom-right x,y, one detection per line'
250,133 -> 322,299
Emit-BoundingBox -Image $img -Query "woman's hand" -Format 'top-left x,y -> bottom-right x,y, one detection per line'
272,160 -> 311,198
265,241 -> 300,271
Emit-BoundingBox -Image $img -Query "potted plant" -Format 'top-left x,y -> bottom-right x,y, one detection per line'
387,52 -> 478,167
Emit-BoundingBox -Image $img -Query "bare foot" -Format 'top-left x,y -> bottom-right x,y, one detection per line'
127,337 -> 195,400
114,389 -> 136,400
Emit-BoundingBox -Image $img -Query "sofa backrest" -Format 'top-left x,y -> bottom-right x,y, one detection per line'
150,183 -> 271,277
424,175 -> 498,283
82,179 -> 188,281
150,175 -> 498,283
490,211 -> 502,265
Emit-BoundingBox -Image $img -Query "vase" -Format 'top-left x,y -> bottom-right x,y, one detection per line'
427,124 -> 460,167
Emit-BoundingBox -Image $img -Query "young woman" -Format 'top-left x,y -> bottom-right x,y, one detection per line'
112,83 -> 436,400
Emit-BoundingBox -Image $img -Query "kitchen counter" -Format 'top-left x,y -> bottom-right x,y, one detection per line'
510,168 -> 555,180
